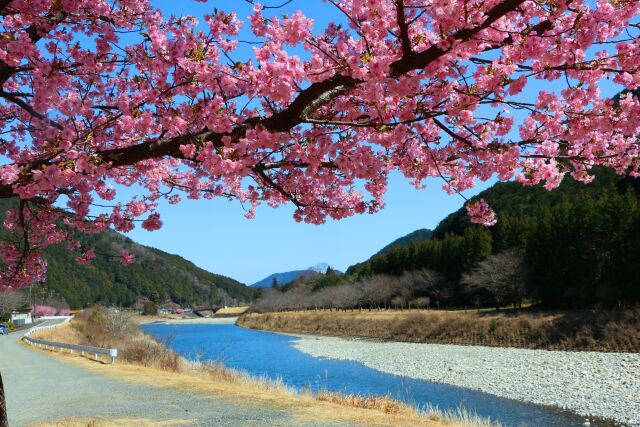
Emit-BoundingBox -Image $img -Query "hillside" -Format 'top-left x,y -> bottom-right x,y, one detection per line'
251,263 -> 344,288
345,168 -> 640,308
348,229 -> 433,275
251,269 -> 320,288
377,229 -> 433,255
0,199 -> 255,308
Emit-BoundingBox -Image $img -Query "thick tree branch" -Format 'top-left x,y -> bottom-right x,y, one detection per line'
395,0 -> 413,56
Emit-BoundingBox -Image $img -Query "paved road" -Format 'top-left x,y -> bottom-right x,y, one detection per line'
0,322 -> 349,427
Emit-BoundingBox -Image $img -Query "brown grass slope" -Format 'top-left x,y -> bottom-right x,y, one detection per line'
238,308 -> 640,352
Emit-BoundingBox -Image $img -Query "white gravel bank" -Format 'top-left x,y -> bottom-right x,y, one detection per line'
293,336 -> 640,426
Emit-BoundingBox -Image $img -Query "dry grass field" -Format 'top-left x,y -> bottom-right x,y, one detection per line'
238,308 -> 640,352
214,306 -> 250,316
30,310 -> 496,427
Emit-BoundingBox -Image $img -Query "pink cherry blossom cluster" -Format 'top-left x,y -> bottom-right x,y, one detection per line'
466,199 -> 497,227
0,0 -> 639,289
32,305 -> 58,317
119,250 -> 136,266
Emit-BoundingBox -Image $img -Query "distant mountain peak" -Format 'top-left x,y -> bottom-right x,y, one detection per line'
250,263 -> 343,288
308,262 -> 332,273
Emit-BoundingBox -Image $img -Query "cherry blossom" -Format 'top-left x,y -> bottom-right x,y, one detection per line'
0,0 -> 638,288
466,199 -> 498,227
119,250 -> 136,266
32,305 -> 57,317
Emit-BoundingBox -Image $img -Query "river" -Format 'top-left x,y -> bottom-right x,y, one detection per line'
141,322 -> 600,427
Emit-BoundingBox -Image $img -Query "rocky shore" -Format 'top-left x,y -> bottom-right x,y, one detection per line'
294,336 -> 640,426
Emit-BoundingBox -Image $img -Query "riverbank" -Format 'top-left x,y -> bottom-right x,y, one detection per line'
293,335 -> 640,426
238,309 -> 640,352
29,310 -> 495,427
135,316 -> 238,325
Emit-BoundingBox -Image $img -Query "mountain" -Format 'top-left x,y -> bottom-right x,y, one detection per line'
250,263 -> 343,288
375,229 -> 433,256
346,168 -> 640,307
251,269 -> 321,288
346,229 -> 433,276
0,199 -> 255,308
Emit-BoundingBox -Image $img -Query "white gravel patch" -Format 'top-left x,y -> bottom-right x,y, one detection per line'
293,336 -> 640,426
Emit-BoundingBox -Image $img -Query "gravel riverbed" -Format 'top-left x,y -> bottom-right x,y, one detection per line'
293,336 -> 640,426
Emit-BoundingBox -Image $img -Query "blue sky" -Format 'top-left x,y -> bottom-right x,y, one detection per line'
120,1 -> 624,284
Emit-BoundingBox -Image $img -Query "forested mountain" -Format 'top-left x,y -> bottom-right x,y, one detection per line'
377,229 -> 433,255
346,169 -> 640,308
0,200 -> 255,308
348,229 -> 433,274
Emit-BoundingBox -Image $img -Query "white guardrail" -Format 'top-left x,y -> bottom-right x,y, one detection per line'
22,316 -> 118,364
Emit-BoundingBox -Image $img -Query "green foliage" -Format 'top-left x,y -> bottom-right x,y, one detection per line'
347,169 -> 640,308
311,271 -> 345,291
142,302 -> 158,316
88,309 -> 105,325
0,199 -> 256,309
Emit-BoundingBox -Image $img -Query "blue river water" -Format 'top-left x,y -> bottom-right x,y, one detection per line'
142,323 -> 598,427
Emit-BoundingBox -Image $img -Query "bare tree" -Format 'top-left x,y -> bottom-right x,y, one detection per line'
0,290 -> 24,321
250,268 -> 441,312
461,248 -> 526,309
362,275 -> 397,309
397,269 -> 441,308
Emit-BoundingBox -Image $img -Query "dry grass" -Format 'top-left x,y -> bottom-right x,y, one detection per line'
30,310 -> 496,427
129,313 -> 189,324
28,418 -> 192,427
215,306 -> 250,316
238,308 -> 640,352
316,392 -> 404,413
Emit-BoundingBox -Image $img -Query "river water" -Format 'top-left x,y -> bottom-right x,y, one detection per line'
142,322 -> 596,427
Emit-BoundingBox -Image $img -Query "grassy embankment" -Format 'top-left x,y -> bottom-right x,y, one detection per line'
30,309 -> 496,427
214,305 -> 250,317
238,308 -> 640,352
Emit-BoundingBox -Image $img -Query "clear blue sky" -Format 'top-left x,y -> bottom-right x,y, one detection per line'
121,1 -> 622,285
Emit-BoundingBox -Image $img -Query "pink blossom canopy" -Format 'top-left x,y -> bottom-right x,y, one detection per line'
0,0 -> 639,289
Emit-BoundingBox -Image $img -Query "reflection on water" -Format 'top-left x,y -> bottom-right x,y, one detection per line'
142,323 -> 594,427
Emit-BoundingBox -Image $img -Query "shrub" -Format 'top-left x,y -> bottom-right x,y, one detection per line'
142,302 -> 158,316
75,307 -> 181,371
